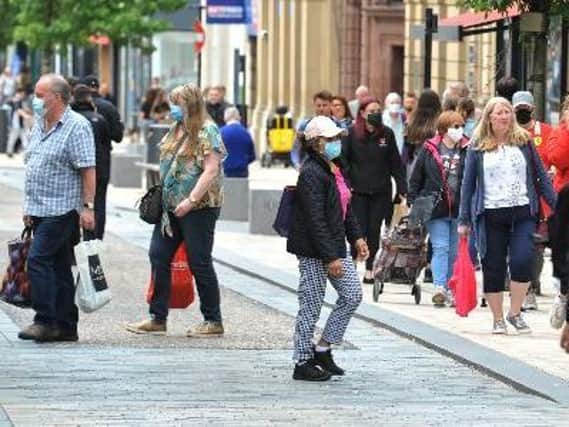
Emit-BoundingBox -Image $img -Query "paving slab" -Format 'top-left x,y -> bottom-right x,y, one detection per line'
2,158 -> 569,424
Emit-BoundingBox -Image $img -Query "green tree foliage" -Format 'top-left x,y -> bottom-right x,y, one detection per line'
462,0 -> 569,16
11,0 -> 187,55
0,0 -> 17,49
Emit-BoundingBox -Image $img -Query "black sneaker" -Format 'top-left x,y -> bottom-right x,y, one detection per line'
18,323 -> 59,342
314,349 -> 345,376
293,359 -> 332,381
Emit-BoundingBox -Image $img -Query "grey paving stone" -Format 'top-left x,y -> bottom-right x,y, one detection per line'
2,178 -> 569,424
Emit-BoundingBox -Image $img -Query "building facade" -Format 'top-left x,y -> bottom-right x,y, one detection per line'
250,0 -> 406,151
404,0 -> 497,102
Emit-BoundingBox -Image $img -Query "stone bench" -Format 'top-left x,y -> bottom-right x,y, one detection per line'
248,188 -> 283,235
220,178 -> 250,221
135,162 -> 160,190
110,153 -> 143,188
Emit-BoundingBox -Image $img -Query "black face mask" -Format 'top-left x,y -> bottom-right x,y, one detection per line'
516,109 -> 532,125
366,112 -> 382,127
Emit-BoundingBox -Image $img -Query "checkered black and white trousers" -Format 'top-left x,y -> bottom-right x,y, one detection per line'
293,257 -> 363,362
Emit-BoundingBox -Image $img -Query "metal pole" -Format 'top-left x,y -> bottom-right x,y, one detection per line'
233,48 -> 240,105
510,17 -> 522,82
561,18 -> 568,102
197,50 -> 202,88
495,20 -> 505,83
423,8 -> 434,89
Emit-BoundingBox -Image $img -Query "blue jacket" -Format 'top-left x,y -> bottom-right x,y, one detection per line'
220,122 -> 256,178
458,142 -> 557,258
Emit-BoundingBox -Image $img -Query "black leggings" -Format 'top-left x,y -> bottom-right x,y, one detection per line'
351,192 -> 392,270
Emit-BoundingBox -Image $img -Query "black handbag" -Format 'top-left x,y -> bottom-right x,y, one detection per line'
137,139 -> 183,225
408,192 -> 440,229
273,186 -> 297,237
408,140 -> 448,229
138,185 -> 163,224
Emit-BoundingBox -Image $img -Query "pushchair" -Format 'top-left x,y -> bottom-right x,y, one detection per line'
372,216 -> 427,304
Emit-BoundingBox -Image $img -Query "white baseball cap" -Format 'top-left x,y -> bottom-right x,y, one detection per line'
304,116 -> 344,140
512,91 -> 534,108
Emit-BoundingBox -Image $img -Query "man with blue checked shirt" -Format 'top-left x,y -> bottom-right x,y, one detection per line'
18,74 -> 96,343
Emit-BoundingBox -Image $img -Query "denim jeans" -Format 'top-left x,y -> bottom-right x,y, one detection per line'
148,208 -> 221,322
28,210 -> 80,330
426,217 -> 459,289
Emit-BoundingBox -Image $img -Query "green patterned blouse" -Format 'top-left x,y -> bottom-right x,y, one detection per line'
159,120 -> 226,235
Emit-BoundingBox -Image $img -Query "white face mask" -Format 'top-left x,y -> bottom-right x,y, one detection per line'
447,127 -> 464,142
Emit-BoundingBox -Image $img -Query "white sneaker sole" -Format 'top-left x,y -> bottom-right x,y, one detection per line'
125,326 -> 167,335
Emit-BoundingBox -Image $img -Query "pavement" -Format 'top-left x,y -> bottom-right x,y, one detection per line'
2,152 -> 569,424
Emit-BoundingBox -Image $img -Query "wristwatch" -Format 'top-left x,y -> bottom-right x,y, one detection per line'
83,202 -> 95,210
188,196 -> 198,205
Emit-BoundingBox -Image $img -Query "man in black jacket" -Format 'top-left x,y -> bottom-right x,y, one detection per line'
81,75 -> 124,143
206,86 -> 232,128
71,84 -> 112,239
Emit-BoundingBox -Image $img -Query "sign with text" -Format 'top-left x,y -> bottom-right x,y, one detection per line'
207,0 -> 249,24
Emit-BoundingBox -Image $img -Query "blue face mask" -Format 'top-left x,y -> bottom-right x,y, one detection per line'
324,140 -> 342,160
32,96 -> 45,117
170,104 -> 184,122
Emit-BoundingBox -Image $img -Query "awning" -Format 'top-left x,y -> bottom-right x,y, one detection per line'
439,6 -> 520,30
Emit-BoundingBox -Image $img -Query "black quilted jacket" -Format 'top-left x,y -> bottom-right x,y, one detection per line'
287,152 -> 362,263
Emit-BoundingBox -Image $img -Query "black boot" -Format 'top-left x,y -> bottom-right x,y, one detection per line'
314,349 -> 345,376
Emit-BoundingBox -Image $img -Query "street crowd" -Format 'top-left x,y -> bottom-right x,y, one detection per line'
1,69 -> 569,383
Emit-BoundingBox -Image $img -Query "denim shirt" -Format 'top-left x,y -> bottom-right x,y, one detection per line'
458,141 -> 556,258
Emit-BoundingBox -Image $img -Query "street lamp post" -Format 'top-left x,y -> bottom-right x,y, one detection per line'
423,8 -> 438,89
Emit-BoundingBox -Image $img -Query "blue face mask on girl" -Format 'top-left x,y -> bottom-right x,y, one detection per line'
170,104 -> 184,122
324,140 -> 342,160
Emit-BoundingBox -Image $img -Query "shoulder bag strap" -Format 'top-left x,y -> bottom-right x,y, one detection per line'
424,141 -> 452,210
160,130 -> 186,185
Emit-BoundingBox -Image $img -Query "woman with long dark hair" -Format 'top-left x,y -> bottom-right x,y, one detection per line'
406,89 -> 442,165
342,97 -> 407,283
406,89 -> 442,283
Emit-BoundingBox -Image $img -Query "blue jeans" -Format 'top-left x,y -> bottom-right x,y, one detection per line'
426,217 -> 459,290
28,211 -> 80,330
148,208 -> 221,322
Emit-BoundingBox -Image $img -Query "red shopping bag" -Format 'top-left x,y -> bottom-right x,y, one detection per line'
146,244 -> 195,309
448,236 -> 477,317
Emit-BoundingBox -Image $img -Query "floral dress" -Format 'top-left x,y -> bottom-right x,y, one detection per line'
159,120 -> 227,235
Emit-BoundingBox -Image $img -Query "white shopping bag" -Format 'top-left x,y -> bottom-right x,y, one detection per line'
74,239 -> 111,313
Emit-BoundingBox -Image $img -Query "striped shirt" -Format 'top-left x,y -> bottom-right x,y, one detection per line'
24,107 -> 96,217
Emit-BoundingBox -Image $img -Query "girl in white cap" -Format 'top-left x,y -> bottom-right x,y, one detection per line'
287,115 -> 369,381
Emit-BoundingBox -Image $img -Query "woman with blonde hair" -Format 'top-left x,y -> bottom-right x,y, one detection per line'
458,97 -> 556,334
127,84 -> 227,337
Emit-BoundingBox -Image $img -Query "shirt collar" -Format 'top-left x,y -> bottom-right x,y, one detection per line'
39,106 -> 71,136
